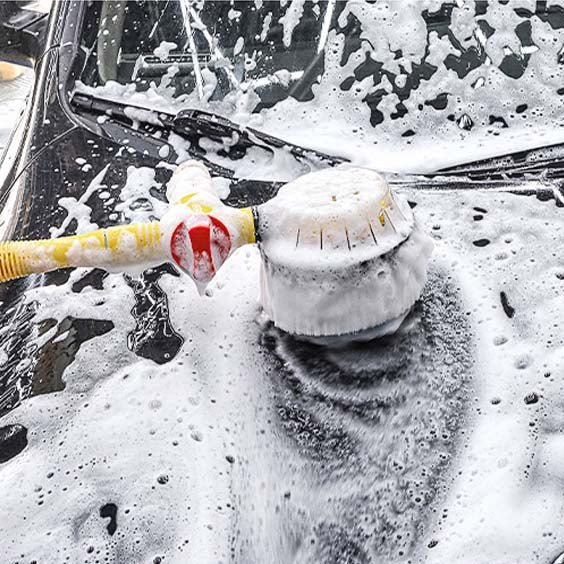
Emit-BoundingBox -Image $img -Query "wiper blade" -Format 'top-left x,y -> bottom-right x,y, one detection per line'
174,108 -> 345,165
71,92 -> 345,167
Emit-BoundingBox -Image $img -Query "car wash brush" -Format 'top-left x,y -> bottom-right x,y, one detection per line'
255,166 -> 433,338
0,161 -> 433,339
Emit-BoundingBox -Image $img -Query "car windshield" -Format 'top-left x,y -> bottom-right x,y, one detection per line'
75,0 -> 564,173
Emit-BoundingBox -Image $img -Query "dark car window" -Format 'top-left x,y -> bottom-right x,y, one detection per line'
78,0 -> 334,106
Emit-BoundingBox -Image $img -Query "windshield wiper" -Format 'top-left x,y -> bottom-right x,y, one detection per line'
71,91 -> 345,167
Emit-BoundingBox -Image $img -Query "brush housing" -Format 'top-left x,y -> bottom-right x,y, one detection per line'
257,167 -> 433,337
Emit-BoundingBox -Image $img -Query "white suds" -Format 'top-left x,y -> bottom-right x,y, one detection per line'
2,3 -> 564,562
258,166 -> 432,335
153,41 -> 177,62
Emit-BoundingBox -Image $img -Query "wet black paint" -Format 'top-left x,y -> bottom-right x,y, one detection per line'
100,503 -> 118,536
259,271 -> 473,562
125,264 -> 184,365
473,238 -> 490,247
500,291 -> 515,319
524,392 -> 539,405
0,424 -> 28,464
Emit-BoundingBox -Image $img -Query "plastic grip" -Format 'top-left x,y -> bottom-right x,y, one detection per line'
0,241 -> 36,282
0,222 -> 165,283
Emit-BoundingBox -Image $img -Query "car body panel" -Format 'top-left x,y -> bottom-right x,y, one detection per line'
0,2 -> 564,563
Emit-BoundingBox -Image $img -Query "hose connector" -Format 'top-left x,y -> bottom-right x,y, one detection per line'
160,161 -> 255,288
0,161 -> 256,289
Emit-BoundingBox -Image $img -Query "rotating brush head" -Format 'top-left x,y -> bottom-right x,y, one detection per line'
256,166 -> 433,338
0,161 -> 432,341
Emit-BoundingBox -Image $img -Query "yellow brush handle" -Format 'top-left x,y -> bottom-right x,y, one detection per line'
0,222 -> 164,283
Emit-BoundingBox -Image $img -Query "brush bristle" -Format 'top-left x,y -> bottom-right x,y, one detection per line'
259,224 -> 433,336
256,166 -> 433,337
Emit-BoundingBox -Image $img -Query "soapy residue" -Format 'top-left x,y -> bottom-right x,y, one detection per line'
2,166 -> 564,562
1,2 -> 564,563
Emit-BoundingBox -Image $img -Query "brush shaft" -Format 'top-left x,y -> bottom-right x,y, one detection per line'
0,222 -> 164,282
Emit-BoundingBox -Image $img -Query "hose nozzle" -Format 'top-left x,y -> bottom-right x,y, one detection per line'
161,161 -> 255,288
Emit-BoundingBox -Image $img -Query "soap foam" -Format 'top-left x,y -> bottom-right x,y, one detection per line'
2,172 -> 564,563
77,2 -> 564,174
257,166 -> 432,336
414,188 -> 564,564
3,2 -> 564,562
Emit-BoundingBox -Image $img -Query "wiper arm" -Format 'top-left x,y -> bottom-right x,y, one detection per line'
72,91 -> 176,128
71,92 -> 345,167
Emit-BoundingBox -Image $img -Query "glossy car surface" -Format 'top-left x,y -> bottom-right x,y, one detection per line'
0,2 -> 564,563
